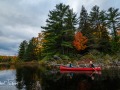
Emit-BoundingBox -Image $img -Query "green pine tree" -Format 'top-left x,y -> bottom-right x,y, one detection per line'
41,3 -> 77,59
18,40 -> 28,61
78,6 -> 90,37
97,10 -> 110,53
107,7 -> 120,42
25,38 -> 37,61
88,6 -> 105,49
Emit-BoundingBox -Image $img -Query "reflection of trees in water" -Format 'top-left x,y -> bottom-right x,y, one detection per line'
100,68 -> 120,90
102,68 -> 120,79
41,72 -> 94,90
16,66 -> 43,90
0,64 -> 11,70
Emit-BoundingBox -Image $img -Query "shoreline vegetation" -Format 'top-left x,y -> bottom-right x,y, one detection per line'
0,54 -> 120,70
1,3 -> 120,69
0,61 -> 120,70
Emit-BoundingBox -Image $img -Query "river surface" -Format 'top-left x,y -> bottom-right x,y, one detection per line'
0,64 -> 120,90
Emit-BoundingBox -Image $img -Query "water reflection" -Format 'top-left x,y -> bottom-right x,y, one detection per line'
15,66 -> 120,90
0,69 -> 17,90
59,71 -> 102,90
0,65 -> 120,90
16,66 -> 43,90
60,71 -> 101,80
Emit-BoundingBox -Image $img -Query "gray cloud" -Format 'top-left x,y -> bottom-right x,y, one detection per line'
0,0 -> 45,27
0,30 -> 3,36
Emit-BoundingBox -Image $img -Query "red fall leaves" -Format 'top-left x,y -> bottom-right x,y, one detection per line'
73,32 -> 88,51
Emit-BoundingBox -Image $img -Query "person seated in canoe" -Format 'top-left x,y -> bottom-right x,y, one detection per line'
69,61 -> 73,67
89,61 -> 95,68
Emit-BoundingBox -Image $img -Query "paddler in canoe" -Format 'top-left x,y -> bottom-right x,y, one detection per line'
69,61 -> 73,67
89,61 -> 98,72
89,61 -> 95,68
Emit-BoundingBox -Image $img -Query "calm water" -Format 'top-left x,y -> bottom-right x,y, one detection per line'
0,65 -> 120,90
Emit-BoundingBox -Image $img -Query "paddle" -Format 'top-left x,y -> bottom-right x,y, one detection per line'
90,71 -> 96,80
92,67 -> 98,73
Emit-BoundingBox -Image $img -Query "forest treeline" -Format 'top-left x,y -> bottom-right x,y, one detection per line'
18,3 -> 120,62
0,55 -> 17,63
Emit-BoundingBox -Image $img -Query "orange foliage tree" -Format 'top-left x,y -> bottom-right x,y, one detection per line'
73,32 -> 88,51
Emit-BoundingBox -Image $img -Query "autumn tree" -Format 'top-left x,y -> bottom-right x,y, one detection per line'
73,32 -> 88,51
35,32 -> 45,60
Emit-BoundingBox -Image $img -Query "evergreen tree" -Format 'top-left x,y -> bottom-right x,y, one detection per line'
98,25 -> 111,53
97,10 -> 111,53
107,7 -> 120,42
88,5 -> 109,51
18,40 -> 28,60
25,38 -> 37,61
89,5 -> 101,36
41,3 -> 77,58
61,9 -> 78,55
78,6 -> 90,37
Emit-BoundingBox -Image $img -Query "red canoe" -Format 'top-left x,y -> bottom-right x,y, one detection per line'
60,66 -> 101,71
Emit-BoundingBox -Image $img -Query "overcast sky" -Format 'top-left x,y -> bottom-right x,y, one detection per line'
0,0 -> 119,56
